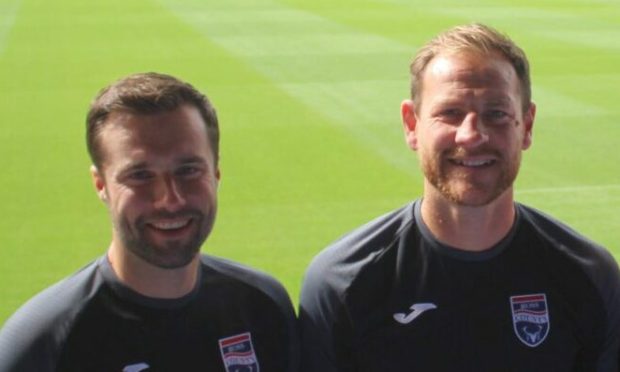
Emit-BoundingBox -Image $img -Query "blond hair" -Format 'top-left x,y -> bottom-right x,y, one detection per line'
409,23 -> 531,112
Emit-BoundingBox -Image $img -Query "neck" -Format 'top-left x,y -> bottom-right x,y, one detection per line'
107,243 -> 200,299
421,188 -> 516,252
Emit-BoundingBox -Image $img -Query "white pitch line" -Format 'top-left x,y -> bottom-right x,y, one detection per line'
516,184 -> 620,195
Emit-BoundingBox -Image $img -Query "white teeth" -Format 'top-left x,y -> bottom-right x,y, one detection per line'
456,159 -> 493,167
151,219 -> 190,230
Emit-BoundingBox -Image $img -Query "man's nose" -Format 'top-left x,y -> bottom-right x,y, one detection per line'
153,176 -> 185,211
455,112 -> 489,148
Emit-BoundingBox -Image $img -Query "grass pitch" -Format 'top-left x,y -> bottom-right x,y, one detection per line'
1,0 -> 619,324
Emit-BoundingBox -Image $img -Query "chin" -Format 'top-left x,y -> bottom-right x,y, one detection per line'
147,248 -> 200,269
438,182 -> 509,207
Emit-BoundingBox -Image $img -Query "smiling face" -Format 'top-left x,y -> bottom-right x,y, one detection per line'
402,52 -> 535,206
92,104 -> 219,269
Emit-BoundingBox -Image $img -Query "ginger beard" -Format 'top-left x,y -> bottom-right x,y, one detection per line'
419,141 -> 522,207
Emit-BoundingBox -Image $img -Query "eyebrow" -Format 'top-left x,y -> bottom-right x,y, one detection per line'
117,156 -> 210,175
433,94 -> 513,107
177,156 -> 207,164
177,156 -> 210,170
118,161 -> 149,174
485,97 -> 513,106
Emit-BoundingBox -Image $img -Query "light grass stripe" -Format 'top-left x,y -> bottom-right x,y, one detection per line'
538,30 -> 620,51
210,32 -> 409,56
517,184 -> 620,195
532,86 -> 608,117
281,80 -> 414,172
0,0 -> 21,56
380,1 -> 619,51
165,3 -> 410,56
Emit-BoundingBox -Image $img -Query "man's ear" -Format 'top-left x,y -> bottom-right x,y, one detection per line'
215,168 -> 221,189
401,99 -> 419,150
522,102 -> 536,150
90,165 -> 108,204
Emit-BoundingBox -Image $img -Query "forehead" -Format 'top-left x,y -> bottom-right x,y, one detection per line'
97,105 -> 213,167
422,52 -> 519,99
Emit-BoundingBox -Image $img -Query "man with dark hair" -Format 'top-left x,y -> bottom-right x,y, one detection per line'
0,72 -> 299,372
299,24 -> 620,371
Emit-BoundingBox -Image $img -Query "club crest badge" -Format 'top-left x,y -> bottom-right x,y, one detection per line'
219,332 -> 260,372
510,293 -> 550,347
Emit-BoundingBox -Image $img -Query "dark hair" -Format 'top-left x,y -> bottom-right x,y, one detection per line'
410,23 -> 531,113
86,72 -> 219,168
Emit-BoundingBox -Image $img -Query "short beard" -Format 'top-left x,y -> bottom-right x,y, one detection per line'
117,210 -> 208,269
422,147 -> 520,207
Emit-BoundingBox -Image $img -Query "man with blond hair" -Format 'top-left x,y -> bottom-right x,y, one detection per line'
299,24 -> 620,371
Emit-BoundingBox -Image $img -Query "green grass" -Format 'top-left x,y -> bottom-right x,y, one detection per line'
1,0 -> 619,325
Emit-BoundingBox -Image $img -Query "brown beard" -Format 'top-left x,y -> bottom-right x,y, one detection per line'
421,146 -> 521,206
117,209 -> 209,269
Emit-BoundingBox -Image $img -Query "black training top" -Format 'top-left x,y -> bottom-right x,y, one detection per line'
299,200 -> 620,372
0,255 -> 298,372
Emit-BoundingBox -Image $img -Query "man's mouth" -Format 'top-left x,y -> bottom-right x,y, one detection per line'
450,158 -> 495,167
147,218 -> 193,231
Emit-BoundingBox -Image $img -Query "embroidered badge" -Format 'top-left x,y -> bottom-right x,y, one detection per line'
510,293 -> 550,347
219,332 -> 260,372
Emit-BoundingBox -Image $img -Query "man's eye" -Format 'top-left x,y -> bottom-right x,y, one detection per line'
128,170 -> 153,180
437,109 -> 463,123
484,110 -> 510,123
177,166 -> 201,177
441,109 -> 461,117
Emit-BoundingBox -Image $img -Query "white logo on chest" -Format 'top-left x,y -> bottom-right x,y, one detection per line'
393,303 -> 437,324
123,363 -> 150,372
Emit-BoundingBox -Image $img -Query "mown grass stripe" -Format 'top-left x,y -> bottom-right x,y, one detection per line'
0,0 -> 21,56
